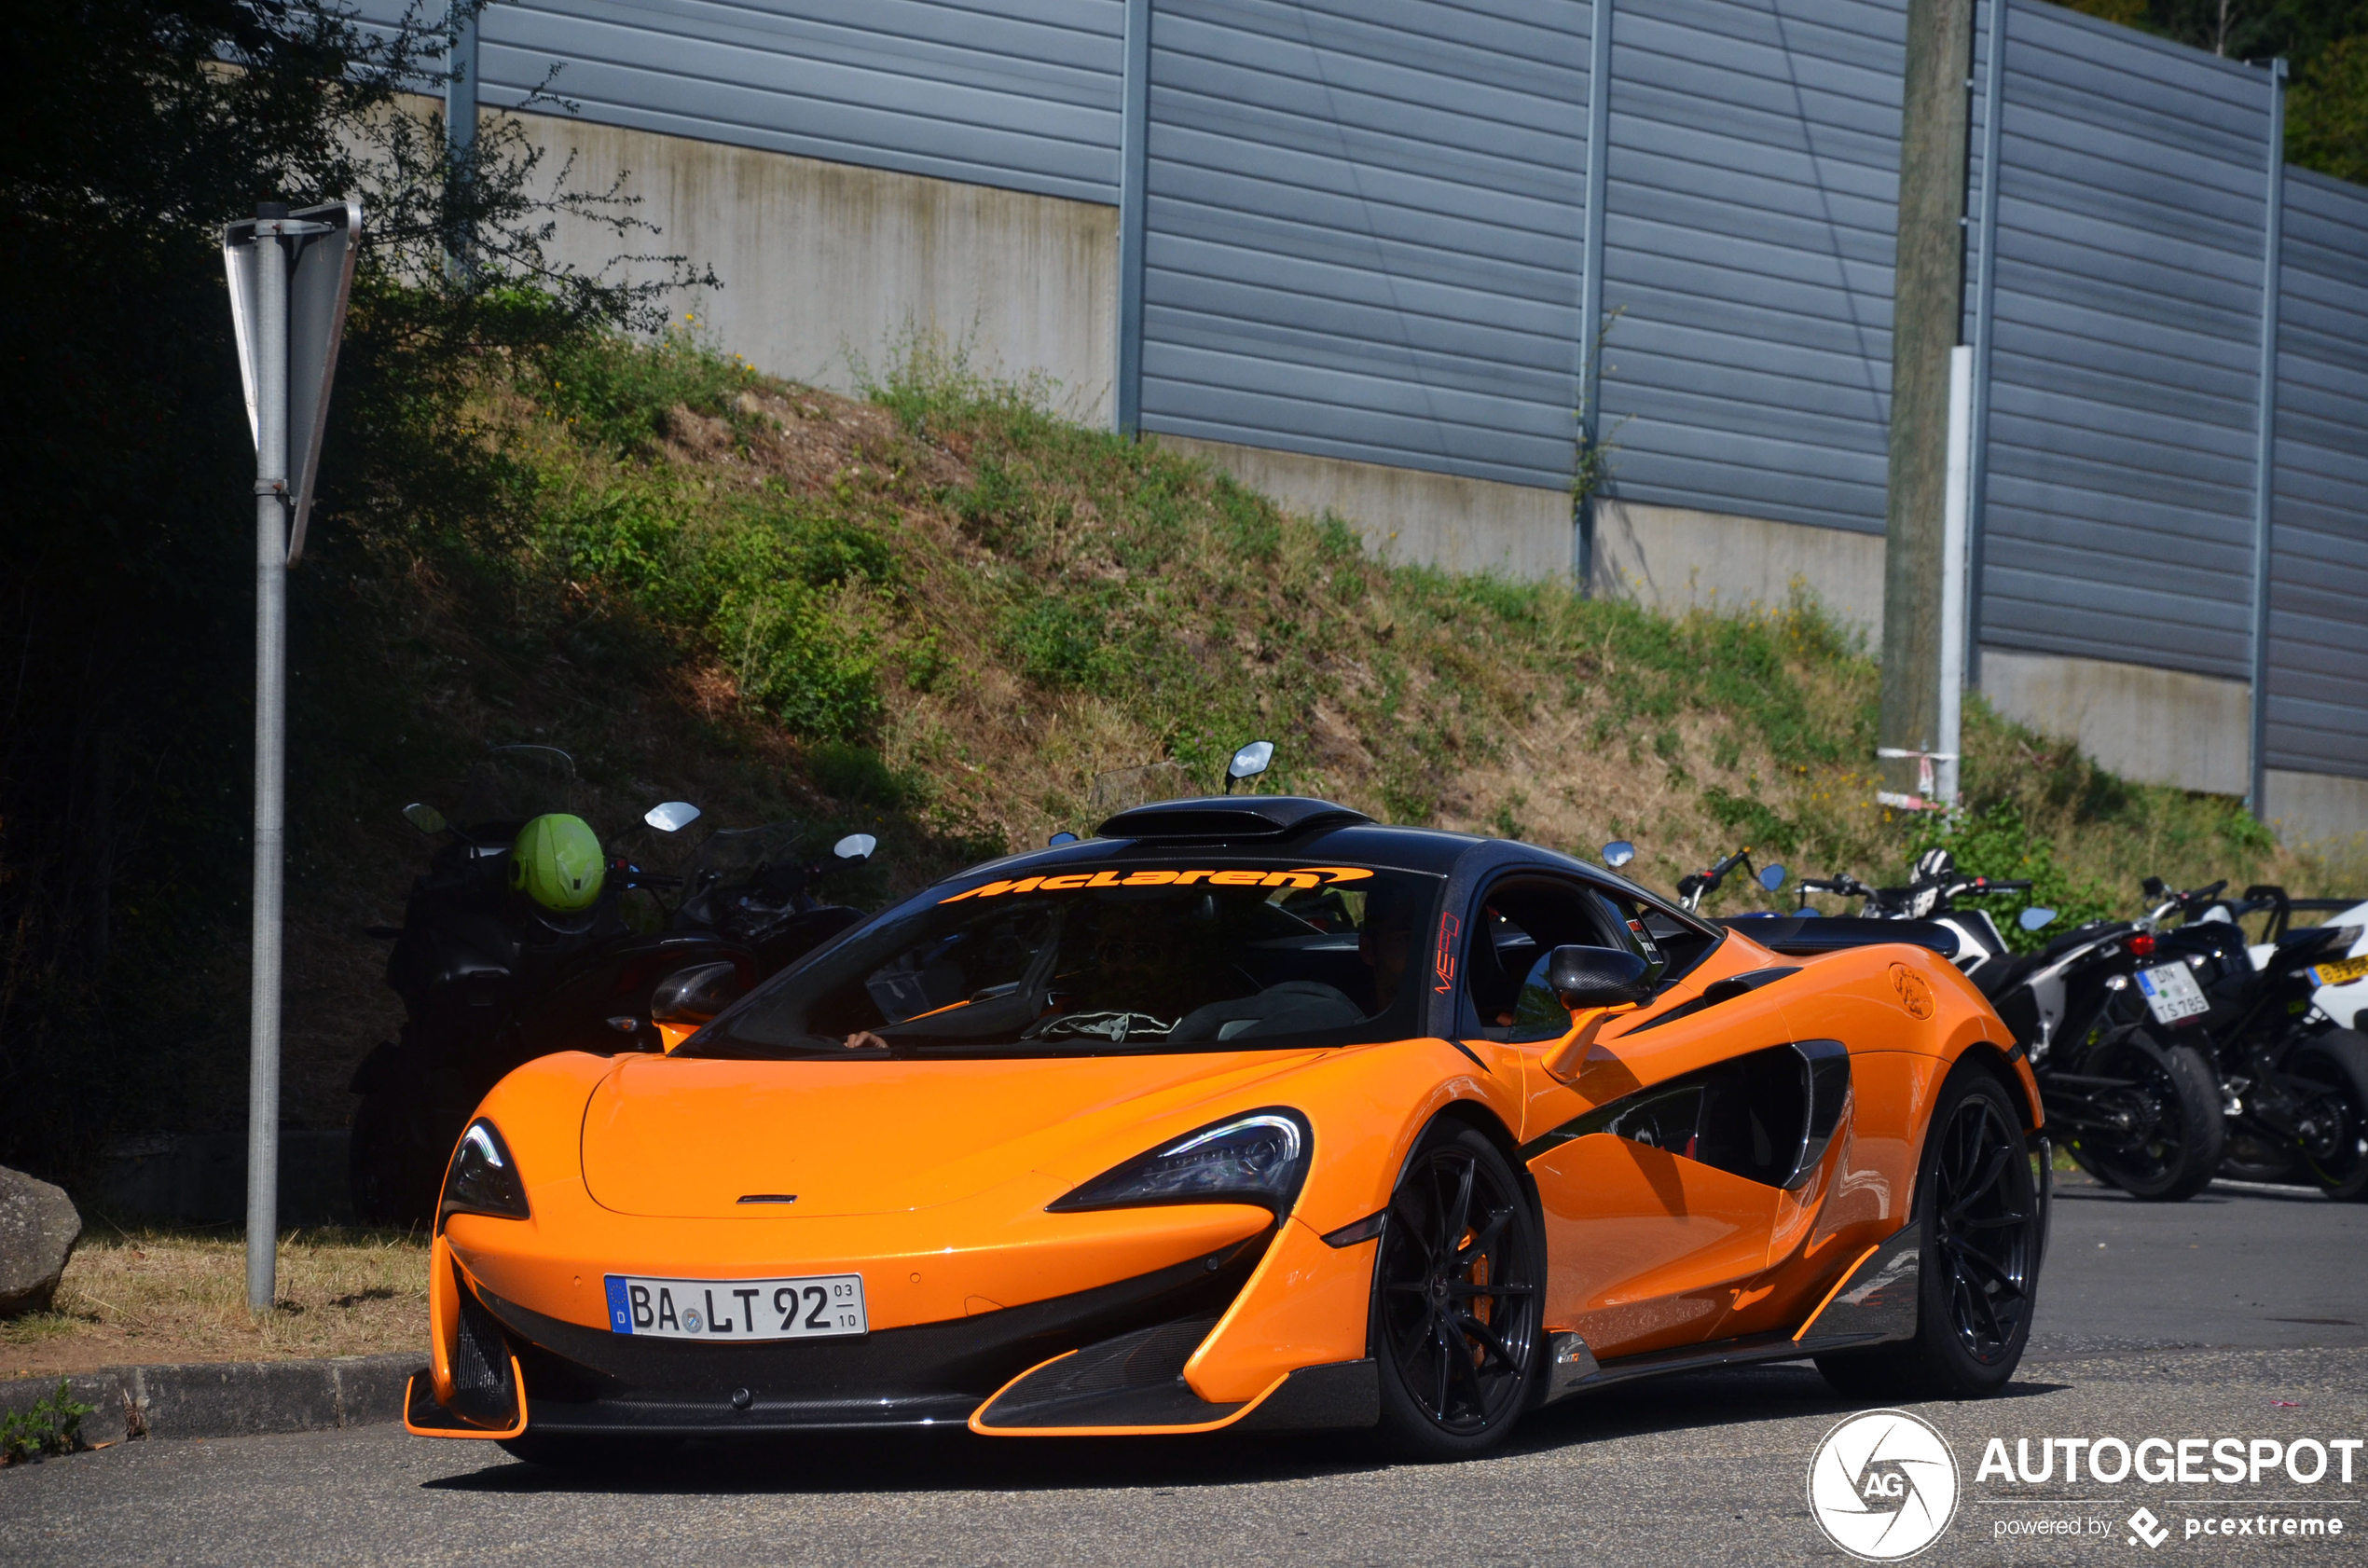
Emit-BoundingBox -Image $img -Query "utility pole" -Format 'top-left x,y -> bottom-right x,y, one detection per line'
444,0 -> 479,282
1878,0 -> 1976,810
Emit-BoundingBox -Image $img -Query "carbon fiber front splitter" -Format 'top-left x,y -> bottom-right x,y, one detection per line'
445,1231 -> 1271,1436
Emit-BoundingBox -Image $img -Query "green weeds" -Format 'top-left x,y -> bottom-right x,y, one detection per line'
1,1381 -> 92,1464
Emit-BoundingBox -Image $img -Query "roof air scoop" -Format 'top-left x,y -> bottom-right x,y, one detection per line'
1094,795 -> 1371,842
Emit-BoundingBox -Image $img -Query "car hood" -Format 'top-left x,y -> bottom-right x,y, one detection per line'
579,1049 -> 1328,1218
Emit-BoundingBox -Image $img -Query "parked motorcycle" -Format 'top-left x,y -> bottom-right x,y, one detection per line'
1784,850 -> 2224,1203
350,746 -> 876,1226
2145,879 -> 2368,1200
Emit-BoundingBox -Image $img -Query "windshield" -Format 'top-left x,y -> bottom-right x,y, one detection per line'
688,860 -> 1443,1060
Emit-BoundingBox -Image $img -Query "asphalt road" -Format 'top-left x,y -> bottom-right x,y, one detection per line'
7,1180 -> 2366,1568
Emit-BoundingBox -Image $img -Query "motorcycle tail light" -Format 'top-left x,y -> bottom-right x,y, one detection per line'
2127,932 -> 2156,957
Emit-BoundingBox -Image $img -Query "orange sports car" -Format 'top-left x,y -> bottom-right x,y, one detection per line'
405,795 -> 2049,1463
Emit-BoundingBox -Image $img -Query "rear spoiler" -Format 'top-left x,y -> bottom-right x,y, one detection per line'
1718,915 -> 1962,961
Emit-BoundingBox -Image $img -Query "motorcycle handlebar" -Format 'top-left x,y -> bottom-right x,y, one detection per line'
1961,877 -> 2033,895
1799,874 -> 1871,897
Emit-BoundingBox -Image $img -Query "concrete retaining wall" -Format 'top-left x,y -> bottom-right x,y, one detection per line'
520,109 -> 1120,423
1154,435 -> 1574,580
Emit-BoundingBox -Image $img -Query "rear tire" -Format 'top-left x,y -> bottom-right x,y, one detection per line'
1816,1065 -> 2041,1401
2284,1029 -> 2368,1201
2060,1028 -> 2223,1203
1369,1120 -> 1544,1460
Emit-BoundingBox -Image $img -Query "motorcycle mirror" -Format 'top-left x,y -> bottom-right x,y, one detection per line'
1223,740 -> 1275,795
833,832 -> 876,863
1048,831 -> 1079,846
1227,739 -> 1274,780
1601,840 -> 1636,870
2141,875 -> 2167,900
644,801 -> 701,833
2019,906 -> 2058,931
1758,863 -> 1786,892
402,802 -> 447,836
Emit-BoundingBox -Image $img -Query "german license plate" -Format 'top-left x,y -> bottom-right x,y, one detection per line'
2136,961 -> 2209,1025
2312,954 -> 2368,988
602,1272 -> 865,1341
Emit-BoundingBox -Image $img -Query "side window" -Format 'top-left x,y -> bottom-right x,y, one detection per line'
1594,887 -> 1717,989
1464,877 -> 1625,1042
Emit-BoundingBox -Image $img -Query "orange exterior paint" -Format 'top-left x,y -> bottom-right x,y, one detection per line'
412,917 -> 2037,1444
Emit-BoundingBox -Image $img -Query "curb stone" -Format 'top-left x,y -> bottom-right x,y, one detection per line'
0,1354 -> 424,1449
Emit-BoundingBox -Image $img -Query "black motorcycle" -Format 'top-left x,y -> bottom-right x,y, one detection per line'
1783,851 -> 2223,1203
350,747 -> 874,1226
2146,879 -> 2368,1201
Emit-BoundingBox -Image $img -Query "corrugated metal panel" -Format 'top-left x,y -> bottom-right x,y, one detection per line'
1593,0 -> 1907,533
2265,166 -> 2368,780
358,0 -> 1126,203
1973,0 -> 2273,680
1134,0 -> 1590,491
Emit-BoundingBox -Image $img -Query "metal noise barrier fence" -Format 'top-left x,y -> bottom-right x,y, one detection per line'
356,0 -> 2364,792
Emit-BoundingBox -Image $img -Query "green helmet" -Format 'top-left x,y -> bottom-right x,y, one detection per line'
508,813 -> 606,912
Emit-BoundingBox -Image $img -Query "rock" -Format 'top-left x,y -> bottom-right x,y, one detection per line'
0,1165 -> 82,1315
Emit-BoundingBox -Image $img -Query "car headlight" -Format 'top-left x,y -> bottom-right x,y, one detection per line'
1047,1108 -> 1310,1216
440,1119 -> 530,1225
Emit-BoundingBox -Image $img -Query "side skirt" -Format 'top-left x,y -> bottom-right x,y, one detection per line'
1539,1220 -> 1925,1407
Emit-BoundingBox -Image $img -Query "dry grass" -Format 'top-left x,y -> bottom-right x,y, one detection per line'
0,1225 -> 428,1380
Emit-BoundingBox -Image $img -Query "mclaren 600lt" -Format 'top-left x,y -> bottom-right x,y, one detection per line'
405,795 -> 2048,1462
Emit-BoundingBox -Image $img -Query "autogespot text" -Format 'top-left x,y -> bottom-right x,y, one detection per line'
1976,1435 -> 2364,1486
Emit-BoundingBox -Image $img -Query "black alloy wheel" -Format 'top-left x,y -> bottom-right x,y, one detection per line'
2061,1029 -> 2223,1202
1817,1066 -> 2041,1400
1929,1085 -> 2040,1364
1370,1121 -> 1542,1458
2284,1029 -> 2368,1201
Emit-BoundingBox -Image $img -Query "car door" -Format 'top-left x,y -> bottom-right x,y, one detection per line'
1466,877 -> 1838,1360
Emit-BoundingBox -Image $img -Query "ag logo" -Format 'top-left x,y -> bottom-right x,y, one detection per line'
1808,1409 -> 1960,1560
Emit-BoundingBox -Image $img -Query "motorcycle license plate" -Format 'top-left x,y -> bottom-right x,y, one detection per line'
2312,954 -> 2368,988
603,1272 -> 866,1341
2136,962 -> 2209,1025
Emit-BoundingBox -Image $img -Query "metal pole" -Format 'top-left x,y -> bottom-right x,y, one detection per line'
1575,0 -> 1614,590
1115,0 -> 1150,434
1964,0 -> 2008,689
1937,344 -> 1974,806
444,0 -> 480,282
247,201 -> 290,1314
2247,58 -> 2287,817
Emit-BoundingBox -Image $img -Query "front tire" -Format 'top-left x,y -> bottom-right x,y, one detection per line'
1369,1120 -> 1543,1459
2285,1029 -> 2368,1201
1817,1064 -> 2041,1401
